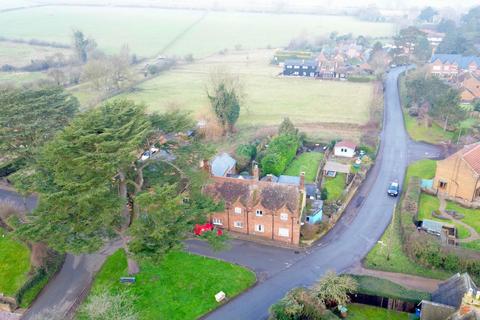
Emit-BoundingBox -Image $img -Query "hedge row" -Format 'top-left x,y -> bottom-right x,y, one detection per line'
398,177 -> 480,281
15,249 -> 65,307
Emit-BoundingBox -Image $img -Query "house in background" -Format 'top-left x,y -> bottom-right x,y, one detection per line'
459,74 -> 480,104
334,140 -> 357,158
283,59 -> 317,77
429,54 -> 480,79
211,153 -> 236,177
203,162 -> 306,245
433,142 -> 480,203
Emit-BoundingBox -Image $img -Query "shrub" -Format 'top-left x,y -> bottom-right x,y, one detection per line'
320,188 -> 329,201
261,134 -> 300,176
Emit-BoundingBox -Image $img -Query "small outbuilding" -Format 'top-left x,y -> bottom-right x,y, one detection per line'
334,140 -> 357,158
211,153 -> 236,177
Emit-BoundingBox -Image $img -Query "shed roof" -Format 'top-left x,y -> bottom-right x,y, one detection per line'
278,175 -> 301,186
211,153 -> 236,177
335,140 -> 357,150
432,273 -> 478,308
324,161 -> 351,174
421,219 -> 444,234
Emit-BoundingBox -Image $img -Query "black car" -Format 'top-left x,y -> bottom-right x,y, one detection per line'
387,181 -> 400,197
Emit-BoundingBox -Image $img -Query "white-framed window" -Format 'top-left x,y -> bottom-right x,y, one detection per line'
234,221 -> 244,228
279,228 -> 289,237
234,207 -> 242,214
280,213 -> 288,221
302,66 -> 308,69
286,65 -> 292,69
256,210 -> 263,217
294,65 -> 300,69
255,224 -> 265,232
212,218 -> 222,225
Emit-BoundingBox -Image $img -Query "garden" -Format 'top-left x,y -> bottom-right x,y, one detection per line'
79,249 -> 256,320
283,152 -> 324,183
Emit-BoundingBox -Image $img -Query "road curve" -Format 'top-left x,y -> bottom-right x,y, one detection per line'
203,67 -> 411,320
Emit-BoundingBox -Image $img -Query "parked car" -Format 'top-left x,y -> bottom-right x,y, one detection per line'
387,181 -> 400,197
194,223 -> 223,236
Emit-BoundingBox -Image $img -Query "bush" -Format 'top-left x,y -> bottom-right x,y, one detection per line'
347,76 -> 372,83
261,134 -> 300,176
320,189 -> 329,201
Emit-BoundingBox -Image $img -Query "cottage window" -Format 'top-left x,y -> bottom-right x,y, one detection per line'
256,210 -> 263,217
255,224 -> 265,232
280,213 -> 288,221
234,221 -> 244,228
286,65 -> 292,69
294,65 -> 300,69
302,66 -> 308,69
439,181 -> 447,189
234,207 -> 242,214
278,228 -> 289,237
212,218 -> 222,225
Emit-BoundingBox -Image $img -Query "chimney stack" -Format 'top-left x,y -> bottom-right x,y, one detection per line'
253,163 -> 259,180
300,172 -> 305,189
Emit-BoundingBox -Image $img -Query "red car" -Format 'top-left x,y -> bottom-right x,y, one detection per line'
194,223 -> 223,236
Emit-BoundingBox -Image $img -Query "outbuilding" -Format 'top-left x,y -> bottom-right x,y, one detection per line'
334,140 -> 357,158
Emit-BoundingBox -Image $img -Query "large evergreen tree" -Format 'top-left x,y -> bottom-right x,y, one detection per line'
15,100 -> 217,273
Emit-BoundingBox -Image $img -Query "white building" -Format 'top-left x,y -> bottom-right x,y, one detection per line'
334,140 -> 357,158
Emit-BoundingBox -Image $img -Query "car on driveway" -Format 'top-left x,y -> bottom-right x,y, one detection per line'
387,181 -> 400,197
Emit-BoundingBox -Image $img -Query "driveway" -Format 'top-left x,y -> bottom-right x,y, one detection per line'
201,67 -> 424,319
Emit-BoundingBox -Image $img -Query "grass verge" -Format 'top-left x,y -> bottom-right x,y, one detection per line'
0,228 -> 31,296
80,249 -> 256,320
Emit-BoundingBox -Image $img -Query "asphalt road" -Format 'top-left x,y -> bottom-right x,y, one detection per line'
5,67 -> 444,319
200,67 -> 443,320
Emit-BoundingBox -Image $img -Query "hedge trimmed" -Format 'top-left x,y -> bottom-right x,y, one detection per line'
398,177 -> 480,282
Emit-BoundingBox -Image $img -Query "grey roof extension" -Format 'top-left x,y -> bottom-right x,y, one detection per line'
211,153 -> 236,177
278,175 -> 301,186
432,273 -> 478,308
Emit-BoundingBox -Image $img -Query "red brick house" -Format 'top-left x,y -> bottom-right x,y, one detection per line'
202,163 -> 306,245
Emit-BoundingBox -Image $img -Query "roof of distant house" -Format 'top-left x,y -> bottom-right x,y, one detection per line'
211,153 -> 236,177
432,273 -> 478,308
335,140 -> 357,149
278,175 -> 301,186
284,59 -> 317,67
430,54 -> 480,69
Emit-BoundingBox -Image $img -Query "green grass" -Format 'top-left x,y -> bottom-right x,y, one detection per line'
0,229 -> 31,296
19,276 -> 49,308
284,152 -> 324,183
0,42 -> 70,67
403,110 -> 456,145
405,159 -> 436,184
323,173 -> 346,202
364,209 -> 451,280
0,6 -> 395,57
82,249 -> 256,320
0,71 -> 47,84
445,202 -> 480,235
460,240 -> 480,251
350,275 -> 430,302
418,193 -> 470,239
346,304 -> 411,320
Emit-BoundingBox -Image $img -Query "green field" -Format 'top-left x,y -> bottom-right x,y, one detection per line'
0,71 -> 47,84
0,6 -> 395,57
347,304 -> 411,320
80,249 -> 256,320
0,41 -> 71,67
284,152 -> 324,182
111,51 -> 373,142
0,229 -> 31,296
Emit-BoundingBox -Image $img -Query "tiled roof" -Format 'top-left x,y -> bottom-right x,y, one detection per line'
432,273 -> 477,308
204,178 -> 301,214
461,143 -> 480,174
335,140 -> 357,149
430,54 -> 480,69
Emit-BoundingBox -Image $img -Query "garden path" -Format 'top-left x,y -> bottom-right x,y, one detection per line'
438,196 -> 480,243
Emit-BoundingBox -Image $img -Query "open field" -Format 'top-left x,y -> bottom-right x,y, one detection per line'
80,249 -> 255,320
0,71 -> 47,84
0,6 -> 395,57
110,50 -> 374,143
284,152 -> 323,182
0,41 -> 71,67
0,229 -> 31,296
347,304 -> 411,320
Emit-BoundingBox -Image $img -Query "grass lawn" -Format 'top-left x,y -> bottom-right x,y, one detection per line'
0,42 -> 71,67
284,152 -> 324,183
0,71 -> 47,85
364,209 -> 451,280
346,304 -> 411,320
445,202 -> 480,235
405,159 -> 436,184
111,50 -> 374,144
323,173 -> 346,202
0,229 -> 31,296
460,240 -> 480,251
81,249 -> 256,320
418,193 -> 470,239
0,6 -> 395,57
403,110 -> 456,145
350,275 -> 430,302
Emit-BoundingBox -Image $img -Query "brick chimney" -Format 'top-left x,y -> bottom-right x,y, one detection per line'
300,172 -> 305,189
253,163 -> 259,180
200,159 -> 211,175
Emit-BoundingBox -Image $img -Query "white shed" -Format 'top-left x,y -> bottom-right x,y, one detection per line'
334,140 -> 357,158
